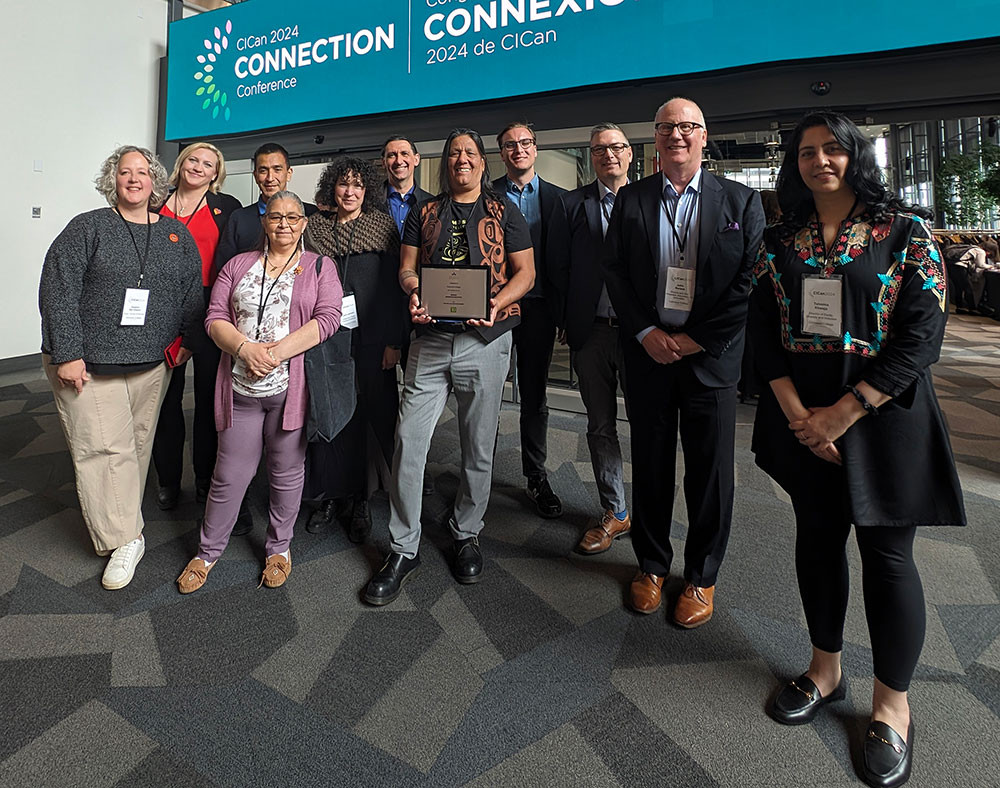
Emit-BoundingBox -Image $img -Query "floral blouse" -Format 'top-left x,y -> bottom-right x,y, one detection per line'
231,260 -> 296,397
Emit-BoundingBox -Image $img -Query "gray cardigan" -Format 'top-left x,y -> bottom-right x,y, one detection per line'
39,208 -> 205,365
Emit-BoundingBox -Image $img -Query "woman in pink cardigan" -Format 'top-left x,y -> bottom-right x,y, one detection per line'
177,191 -> 342,593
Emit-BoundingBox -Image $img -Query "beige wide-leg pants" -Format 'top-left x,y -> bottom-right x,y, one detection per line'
44,356 -> 171,554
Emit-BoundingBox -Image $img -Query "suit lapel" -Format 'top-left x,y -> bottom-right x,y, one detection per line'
639,174 -> 661,263
583,182 -> 603,248
697,171 -> 723,270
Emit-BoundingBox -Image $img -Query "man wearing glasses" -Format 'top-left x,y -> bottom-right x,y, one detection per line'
493,122 -> 566,519
602,98 -> 764,627
548,122 -> 634,555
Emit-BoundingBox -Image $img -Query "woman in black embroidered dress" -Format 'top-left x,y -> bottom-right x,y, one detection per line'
749,111 -> 965,788
302,157 -> 404,542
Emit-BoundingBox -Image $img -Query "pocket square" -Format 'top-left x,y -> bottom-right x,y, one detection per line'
723,221 -> 740,232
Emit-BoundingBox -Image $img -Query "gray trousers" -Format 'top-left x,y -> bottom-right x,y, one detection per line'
572,324 -> 628,514
388,329 -> 513,558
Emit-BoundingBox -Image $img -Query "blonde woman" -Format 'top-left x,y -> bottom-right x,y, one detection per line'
153,142 -> 244,513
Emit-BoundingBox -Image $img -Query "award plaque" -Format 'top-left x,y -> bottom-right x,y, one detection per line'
420,264 -> 490,321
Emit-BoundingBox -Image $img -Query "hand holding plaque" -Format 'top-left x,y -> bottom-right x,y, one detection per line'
419,264 -> 490,321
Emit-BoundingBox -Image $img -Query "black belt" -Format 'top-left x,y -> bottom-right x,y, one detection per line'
432,322 -> 467,334
593,316 -> 619,328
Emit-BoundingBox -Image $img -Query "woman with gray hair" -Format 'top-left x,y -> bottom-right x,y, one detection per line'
39,144 -> 205,590
176,190 -> 342,594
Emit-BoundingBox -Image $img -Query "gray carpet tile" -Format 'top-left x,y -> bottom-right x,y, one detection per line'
0,311 -> 998,787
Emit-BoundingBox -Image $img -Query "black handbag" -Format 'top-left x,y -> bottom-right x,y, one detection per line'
303,255 -> 356,443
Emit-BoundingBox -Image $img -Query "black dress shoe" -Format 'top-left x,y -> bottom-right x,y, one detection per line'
862,720 -> 913,788
306,499 -> 335,534
526,477 -> 562,519
157,485 -> 180,511
348,498 -> 372,544
453,536 -> 483,584
231,498 -> 253,536
195,477 -> 211,504
770,674 -> 847,725
363,553 -> 420,606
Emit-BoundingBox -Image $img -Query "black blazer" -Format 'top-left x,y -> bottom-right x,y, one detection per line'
214,199 -> 318,272
492,174 -> 565,300
601,170 -> 765,388
547,180 -> 611,349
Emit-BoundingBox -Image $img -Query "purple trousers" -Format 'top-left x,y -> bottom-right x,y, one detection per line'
197,389 -> 307,563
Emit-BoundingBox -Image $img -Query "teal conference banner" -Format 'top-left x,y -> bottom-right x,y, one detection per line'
165,0 -> 1000,140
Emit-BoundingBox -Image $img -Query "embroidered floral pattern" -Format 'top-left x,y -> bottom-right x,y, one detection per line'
757,213 -> 945,357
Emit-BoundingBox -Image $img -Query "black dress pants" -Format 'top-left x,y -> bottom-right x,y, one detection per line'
152,341 -> 220,488
790,490 -> 925,693
512,296 -> 556,481
623,343 -> 736,586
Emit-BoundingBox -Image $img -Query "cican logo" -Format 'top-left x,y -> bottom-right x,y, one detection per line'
192,19 -> 233,123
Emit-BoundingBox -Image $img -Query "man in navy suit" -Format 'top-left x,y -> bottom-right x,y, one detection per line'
602,98 -> 765,627
548,122 -> 634,555
493,122 -> 566,519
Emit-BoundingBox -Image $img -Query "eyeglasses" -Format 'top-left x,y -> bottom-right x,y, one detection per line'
654,122 -> 704,137
265,213 -> 304,226
590,143 -> 631,156
501,138 -> 536,151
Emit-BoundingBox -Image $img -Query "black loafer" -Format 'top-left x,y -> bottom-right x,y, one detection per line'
526,477 -> 562,519
770,673 -> 847,725
349,498 -> 372,544
307,499 -> 335,534
157,485 -> 180,511
453,537 -> 483,584
195,477 -> 211,504
862,720 -> 913,788
364,552 -> 420,606
231,498 -> 253,536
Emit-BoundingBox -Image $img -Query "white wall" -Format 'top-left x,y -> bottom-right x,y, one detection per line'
2,0 -> 168,359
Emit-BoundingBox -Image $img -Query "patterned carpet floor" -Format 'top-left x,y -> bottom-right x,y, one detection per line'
1,312 -> 998,787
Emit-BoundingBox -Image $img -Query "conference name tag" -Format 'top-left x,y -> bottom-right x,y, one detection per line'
664,267 -> 695,312
801,275 -> 843,338
120,288 -> 150,326
340,293 -> 359,330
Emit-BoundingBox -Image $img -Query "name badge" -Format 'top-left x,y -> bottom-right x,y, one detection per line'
664,267 -> 695,312
120,288 -> 150,326
340,292 -> 359,330
801,274 -> 843,338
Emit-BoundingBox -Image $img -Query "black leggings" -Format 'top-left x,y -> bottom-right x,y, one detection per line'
791,494 -> 925,693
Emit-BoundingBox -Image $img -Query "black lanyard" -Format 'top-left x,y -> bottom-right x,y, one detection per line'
661,185 -> 699,255
175,191 -> 207,228
332,218 -> 358,287
116,208 -> 152,288
255,248 -> 298,340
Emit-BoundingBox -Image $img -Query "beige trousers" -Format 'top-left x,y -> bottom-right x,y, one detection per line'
44,356 -> 171,553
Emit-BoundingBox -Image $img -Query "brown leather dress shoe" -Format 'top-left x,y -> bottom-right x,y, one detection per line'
629,572 -> 664,614
673,583 -> 714,628
576,510 -> 631,555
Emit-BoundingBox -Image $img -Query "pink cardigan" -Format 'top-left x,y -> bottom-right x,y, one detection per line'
206,250 -> 342,431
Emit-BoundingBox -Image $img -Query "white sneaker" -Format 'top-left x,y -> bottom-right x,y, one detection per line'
101,535 -> 145,590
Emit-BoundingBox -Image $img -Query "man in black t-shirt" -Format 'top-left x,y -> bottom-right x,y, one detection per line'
364,129 -> 535,607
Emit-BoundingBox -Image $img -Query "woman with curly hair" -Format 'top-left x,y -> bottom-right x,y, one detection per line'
750,111 -> 965,787
39,145 -> 205,590
302,156 -> 406,542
